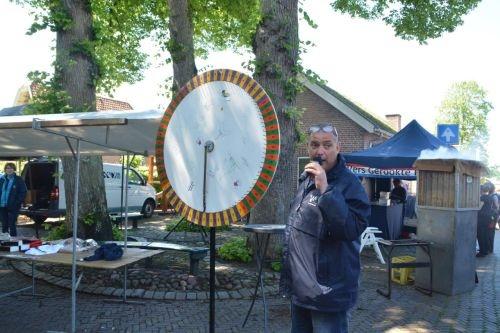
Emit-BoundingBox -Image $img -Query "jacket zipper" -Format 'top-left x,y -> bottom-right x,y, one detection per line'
296,178 -> 313,212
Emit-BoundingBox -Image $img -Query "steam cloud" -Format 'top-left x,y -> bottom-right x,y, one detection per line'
418,146 -> 481,161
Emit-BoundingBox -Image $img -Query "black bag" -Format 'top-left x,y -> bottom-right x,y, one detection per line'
84,243 -> 123,261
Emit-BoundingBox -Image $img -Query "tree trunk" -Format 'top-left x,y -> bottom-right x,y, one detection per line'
56,0 -> 112,240
167,0 -> 197,93
61,156 -> 111,240
250,0 -> 299,258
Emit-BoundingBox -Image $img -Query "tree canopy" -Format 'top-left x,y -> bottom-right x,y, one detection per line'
20,0 -> 156,95
331,0 -> 482,43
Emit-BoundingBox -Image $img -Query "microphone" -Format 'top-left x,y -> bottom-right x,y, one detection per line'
299,156 -> 324,182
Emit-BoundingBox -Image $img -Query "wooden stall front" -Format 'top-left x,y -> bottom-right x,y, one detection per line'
415,159 -> 485,210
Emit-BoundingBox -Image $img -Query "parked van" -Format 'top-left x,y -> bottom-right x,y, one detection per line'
20,159 -> 156,225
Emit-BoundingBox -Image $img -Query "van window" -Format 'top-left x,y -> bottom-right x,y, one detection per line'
128,169 -> 144,186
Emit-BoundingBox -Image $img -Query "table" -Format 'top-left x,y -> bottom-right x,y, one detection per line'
0,247 -> 163,300
242,224 -> 285,333
376,239 -> 432,299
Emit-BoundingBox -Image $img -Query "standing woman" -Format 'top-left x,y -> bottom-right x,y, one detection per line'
0,163 -> 27,237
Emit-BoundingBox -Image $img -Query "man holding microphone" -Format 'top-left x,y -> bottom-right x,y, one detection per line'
281,123 -> 370,332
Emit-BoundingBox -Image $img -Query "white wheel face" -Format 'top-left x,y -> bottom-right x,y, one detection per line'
163,81 -> 267,213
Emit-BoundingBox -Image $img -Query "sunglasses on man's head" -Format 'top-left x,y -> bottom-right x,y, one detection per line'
308,124 -> 338,137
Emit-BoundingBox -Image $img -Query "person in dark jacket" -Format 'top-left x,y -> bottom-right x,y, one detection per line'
477,182 -> 499,257
390,179 -> 407,203
281,123 -> 370,333
0,163 -> 27,237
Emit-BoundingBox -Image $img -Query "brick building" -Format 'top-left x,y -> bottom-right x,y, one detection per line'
294,79 -> 398,182
11,82 -> 133,111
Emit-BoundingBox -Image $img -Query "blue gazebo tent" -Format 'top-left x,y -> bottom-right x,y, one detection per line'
344,120 -> 452,180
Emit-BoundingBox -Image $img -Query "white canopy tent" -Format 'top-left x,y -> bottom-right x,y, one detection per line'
0,109 -> 163,333
0,109 -> 162,157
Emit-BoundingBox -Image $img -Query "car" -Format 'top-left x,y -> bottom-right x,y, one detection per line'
20,159 -> 156,226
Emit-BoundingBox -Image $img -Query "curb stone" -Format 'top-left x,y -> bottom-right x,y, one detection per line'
9,259 -> 280,301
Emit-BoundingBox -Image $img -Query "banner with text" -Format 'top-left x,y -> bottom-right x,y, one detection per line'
347,163 -> 416,179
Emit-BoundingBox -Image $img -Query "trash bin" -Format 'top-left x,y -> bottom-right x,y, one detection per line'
414,158 -> 486,295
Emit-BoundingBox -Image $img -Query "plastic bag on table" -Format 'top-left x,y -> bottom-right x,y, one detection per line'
52,238 -> 99,253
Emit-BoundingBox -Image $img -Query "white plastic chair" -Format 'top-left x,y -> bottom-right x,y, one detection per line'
360,227 -> 385,264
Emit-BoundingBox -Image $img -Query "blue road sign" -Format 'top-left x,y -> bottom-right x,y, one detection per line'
437,124 -> 459,145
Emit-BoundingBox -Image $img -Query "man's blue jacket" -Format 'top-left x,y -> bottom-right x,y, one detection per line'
0,174 -> 27,212
280,154 -> 370,312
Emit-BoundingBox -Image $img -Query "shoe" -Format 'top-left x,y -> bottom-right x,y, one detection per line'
476,253 -> 486,257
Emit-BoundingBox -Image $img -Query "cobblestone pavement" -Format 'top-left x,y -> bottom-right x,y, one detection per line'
1,223 -> 499,332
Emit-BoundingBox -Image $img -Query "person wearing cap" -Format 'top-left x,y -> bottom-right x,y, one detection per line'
280,123 -> 370,332
0,163 -> 27,237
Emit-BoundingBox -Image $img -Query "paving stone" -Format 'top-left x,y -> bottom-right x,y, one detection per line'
238,288 -> 252,298
102,287 -> 116,296
175,292 -> 186,300
79,285 -> 93,293
131,289 -> 145,298
228,291 -> 241,299
217,291 -> 230,299
165,292 -> 176,300
94,287 -> 107,294
143,290 -> 155,299
196,292 -> 207,300
153,291 -> 166,299
112,288 -> 124,297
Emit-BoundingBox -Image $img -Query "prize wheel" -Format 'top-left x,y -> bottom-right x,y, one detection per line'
155,69 -> 280,227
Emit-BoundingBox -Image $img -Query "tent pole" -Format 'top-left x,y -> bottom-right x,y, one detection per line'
123,153 -> 130,301
119,156 -> 125,230
71,139 -> 81,333
124,153 -> 129,249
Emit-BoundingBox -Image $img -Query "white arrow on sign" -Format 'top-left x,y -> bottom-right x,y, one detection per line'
441,127 -> 456,143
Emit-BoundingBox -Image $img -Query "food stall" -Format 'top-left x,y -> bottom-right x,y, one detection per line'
344,120 -> 452,239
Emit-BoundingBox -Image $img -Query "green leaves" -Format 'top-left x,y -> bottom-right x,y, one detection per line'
299,6 -> 318,29
19,0 -> 156,95
218,237 -> 252,263
437,81 -> 493,161
23,70 -> 73,115
17,0 -> 262,98
91,0 -> 157,94
190,0 -> 260,53
331,0 -> 482,43
23,0 -> 72,34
